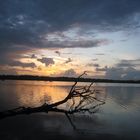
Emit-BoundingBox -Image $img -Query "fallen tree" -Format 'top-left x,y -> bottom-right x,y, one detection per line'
0,72 -> 105,128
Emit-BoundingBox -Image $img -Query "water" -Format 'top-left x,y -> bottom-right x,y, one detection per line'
0,80 -> 140,140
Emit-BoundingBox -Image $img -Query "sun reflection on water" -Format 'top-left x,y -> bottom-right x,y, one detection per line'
12,81 -> 106,110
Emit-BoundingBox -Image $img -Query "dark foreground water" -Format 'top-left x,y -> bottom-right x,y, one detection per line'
0,81 -> 140,140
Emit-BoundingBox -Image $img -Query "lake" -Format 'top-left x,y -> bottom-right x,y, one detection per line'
0,80 -> 140,140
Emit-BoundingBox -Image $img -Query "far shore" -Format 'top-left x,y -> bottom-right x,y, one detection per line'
0,75 -> 140,84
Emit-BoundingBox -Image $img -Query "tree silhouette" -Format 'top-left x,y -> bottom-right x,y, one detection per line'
0,72 -> 105,129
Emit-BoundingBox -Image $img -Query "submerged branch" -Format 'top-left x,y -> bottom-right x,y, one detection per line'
0,72 -> 106,120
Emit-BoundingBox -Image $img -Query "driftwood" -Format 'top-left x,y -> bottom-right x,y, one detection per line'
0,72 -> 105,129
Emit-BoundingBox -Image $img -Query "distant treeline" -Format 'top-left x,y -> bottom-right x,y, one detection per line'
0,75 -> 140,84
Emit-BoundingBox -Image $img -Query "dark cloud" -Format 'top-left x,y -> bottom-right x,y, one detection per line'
95,53 -> 105,56
87,63 -> 100,67
116,59 -> 140,68
37,57 -> 55,66
65,58 -> 72,64
0,66 -> 17,75
0,0 -> 140,49
96,59 -> 140,80
31,54 -> 37,59
96,66 -> 108,72
55,51 -> 61,56
0,0 -> 140,68
121,68 -> 140,80
0,57 -> 36,68
42,38 -> 108,49
1,0 -> 140,31
117,63 -> 135,68
38,66 -> 42,71
9,61 -> 36,68
62,69 -> 77,77
92,58 -> 98,61
105,67 -> 140,80
62,52 -> 72,55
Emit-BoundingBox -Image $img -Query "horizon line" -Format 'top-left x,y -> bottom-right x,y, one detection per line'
0,75 -> 140,84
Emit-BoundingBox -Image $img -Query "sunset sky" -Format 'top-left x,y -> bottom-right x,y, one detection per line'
0,0 -> 140,79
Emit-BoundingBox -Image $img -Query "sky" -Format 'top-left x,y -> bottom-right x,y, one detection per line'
0,0 -> 140,79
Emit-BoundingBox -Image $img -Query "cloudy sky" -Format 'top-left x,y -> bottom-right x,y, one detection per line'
0,0 -> 140,79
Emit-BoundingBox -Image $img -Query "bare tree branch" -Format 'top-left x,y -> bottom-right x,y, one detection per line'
0,72 -> 106,123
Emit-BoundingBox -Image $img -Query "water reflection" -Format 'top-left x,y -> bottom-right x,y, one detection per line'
0,81 -> 72,110
106,86 -> 140,112
0,81 -> 106,111
0,81 -> 140,140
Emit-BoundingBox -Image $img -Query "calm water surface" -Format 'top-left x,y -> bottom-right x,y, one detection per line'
0,80 -> 140,140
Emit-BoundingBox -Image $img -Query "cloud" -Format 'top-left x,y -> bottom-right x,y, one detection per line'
61,69 -> 77,77
65,58 -> 72,64
105,67 -> 140,80
0,59 -> 36,68
0,66 -> 17,75
95,59 -> 140,80
1,0 -> 139,32
95,53 -> 105,56
92,58 -> 98,61
43,30 -> 109,48
0,51 -> 36,68
0,0 -> 140,68
96,66 -> 108,72
0,0 -> 140,50
62,52 -> 72,55
87,63 -> 100,67
31,54 -> 37,59
37,57 -> 55,66
116,59 -> 140,68
55,51 -> 61,56
9,61 -> 36,68
42,38 -> 108,49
